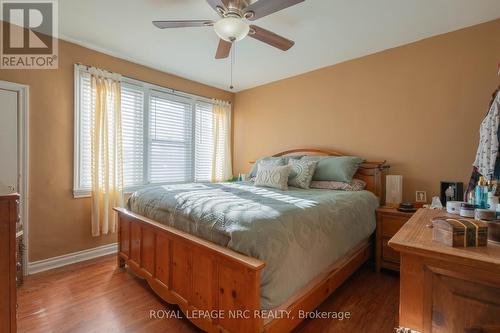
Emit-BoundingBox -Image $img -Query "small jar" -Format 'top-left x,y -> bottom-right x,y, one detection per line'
459,203 -> 475,218
487,193 -> 499,211
446,201 -> 463,215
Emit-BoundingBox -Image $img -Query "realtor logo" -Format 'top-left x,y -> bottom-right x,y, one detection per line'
1,0 -> 58,69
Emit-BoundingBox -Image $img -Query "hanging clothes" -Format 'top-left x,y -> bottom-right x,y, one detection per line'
465,88 -> 500,200
473,90 -> 500,178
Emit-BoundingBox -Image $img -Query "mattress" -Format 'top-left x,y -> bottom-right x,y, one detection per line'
128,181 -> 379,309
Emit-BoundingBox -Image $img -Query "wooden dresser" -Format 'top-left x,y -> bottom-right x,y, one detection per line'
375,207 -> 415,272
0,194 -> 19,333
389,209 -> 500,333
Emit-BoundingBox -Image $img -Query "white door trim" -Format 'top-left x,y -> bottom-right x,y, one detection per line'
0,80 -> 29,276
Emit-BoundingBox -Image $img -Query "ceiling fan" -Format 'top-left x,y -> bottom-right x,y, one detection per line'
152,0 -> 304,59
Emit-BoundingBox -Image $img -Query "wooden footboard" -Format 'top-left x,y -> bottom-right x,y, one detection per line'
114,208 -> 265,333
115,207 -> 373,333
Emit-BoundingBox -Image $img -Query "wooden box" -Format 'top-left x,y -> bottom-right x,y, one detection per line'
432,217 -> 488,247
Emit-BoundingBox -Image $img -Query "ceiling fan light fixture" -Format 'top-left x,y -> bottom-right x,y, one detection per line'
214,17 -> 249,42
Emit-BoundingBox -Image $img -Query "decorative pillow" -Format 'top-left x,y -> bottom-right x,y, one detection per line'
288,159 -> 319,189
310,179 -> 367,191
300,156 -> 363,183
254,165 -> 292,190
249,155 -> 304,178
249,157 -> 285,178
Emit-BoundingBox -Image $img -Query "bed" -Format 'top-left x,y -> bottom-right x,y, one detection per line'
114,148 -> 388,333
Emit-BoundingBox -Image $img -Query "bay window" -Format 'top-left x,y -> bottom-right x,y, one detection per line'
74,65 -> 227,197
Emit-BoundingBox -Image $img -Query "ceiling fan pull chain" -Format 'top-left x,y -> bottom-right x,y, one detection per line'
230,42 -> 235,90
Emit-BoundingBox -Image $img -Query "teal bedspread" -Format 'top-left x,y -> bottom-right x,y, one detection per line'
128,182 -> 379,309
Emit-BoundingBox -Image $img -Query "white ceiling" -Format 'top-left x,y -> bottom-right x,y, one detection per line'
59,0 -> 500,92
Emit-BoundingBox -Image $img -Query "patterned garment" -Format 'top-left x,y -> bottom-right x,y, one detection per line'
473,90 -> 500,179
288,159 -> 318,189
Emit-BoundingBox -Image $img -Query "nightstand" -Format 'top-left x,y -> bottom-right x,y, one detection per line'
375,207 -> 415,272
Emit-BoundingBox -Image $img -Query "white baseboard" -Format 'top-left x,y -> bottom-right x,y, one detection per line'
28,242 -> 118,275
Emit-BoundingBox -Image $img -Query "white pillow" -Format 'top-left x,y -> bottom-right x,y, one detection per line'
254,164 -> 292,190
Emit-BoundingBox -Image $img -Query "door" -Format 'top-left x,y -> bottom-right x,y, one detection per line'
0,88 -> 18,195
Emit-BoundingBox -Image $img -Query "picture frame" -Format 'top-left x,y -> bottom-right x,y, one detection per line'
440,181 -> 464,205
416,190 -> 427,203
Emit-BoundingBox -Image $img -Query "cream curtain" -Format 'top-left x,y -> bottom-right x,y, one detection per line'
89,67 -> 124,237
211,100 -> 233,182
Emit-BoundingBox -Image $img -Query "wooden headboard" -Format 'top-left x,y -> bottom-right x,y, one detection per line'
271,148 -> 390,202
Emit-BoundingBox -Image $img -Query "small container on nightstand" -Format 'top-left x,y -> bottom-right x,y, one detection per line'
376,207 -> 415,272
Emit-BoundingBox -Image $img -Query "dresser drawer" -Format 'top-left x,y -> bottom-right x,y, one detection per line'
376,208 -> 415,272
381,215 -> 409,237
382,237 -> 400,263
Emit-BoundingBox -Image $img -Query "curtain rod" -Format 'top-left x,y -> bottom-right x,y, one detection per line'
75,63 -> 232,105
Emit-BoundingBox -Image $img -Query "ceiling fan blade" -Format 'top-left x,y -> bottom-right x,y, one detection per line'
205,0 -> 230,15
152,20 -> 214,29
244,0 -> 304,20
249,25 -> 295,51
215,39 -> 232,59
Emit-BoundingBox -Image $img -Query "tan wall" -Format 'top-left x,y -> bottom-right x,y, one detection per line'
233,19 -> 500,202
0,40 -> 233,262
1,19 -> 499,261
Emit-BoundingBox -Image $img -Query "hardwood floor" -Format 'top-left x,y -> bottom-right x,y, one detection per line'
18,255 -> 399,333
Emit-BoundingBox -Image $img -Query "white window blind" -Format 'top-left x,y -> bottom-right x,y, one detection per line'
121,85 -> 144,187
78,72 -> 92,192
149,93 -> 193,184
74,65 -> 227,197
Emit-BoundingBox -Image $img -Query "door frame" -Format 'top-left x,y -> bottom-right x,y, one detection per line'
0,80 -> 29,276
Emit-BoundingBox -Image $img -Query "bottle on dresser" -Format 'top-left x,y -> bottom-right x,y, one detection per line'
475,177 -> 488,209
474,177 -> 500,212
